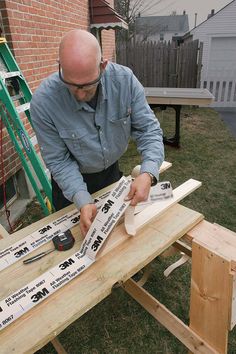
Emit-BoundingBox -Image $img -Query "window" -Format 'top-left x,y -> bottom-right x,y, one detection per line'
0,175 -> 17,210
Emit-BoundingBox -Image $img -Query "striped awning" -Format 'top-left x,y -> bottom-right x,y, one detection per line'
89,0 -> 128,30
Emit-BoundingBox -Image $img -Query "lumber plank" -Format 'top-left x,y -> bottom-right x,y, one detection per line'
189,240 -> 232,354
229,271 -> 236,330
187,220 -> 236,270
134,178 -> 201,233
99,178 -> 202,258
51,338 -> 68,354
173,240 -> 192,257
136,263 -> 152,287
123,279 -> 218,354
0,204 -> 202,353
158,160 -> 172,172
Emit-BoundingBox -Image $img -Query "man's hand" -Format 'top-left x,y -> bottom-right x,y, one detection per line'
80,203 -> 97,237
125,173 -> 152,206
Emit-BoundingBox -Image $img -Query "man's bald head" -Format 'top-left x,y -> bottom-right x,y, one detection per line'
58,29 -> 107,102
59,30 -> 102,76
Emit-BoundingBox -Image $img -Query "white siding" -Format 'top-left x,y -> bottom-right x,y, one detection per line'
190,0 -> 236,107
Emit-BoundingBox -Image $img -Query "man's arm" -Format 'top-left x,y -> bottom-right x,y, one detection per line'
130,74 -> 164,178
125,73 -> 164,205
30,98 -> 94,211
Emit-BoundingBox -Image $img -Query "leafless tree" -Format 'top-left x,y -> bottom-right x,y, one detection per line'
114,0 -> 142,42
115,0 -> 164,43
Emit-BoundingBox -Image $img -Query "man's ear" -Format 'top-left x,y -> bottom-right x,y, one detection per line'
101,59 -> 108,71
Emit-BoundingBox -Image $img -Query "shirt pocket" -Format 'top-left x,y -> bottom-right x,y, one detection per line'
107,115 -> 131,149
58,129 -> 87,154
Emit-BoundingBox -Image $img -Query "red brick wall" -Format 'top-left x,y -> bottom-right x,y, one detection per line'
0,0 -> 116,187
1,0 -> 89,91
102,29 -> 116,61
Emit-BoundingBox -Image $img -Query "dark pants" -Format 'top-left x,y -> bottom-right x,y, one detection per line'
51,161 -> 122,211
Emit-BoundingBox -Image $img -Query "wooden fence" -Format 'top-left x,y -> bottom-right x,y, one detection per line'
116,39 -> 202,88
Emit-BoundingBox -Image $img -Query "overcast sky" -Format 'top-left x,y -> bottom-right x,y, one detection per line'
139,0 -> 233,29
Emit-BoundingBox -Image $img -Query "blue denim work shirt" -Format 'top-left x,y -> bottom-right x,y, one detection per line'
30,62 -> 164,210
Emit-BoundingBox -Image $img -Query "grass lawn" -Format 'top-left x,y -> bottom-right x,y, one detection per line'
18,107 -> 236,354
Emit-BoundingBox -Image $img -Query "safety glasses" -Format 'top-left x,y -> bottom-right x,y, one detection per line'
58,63 -> 102,90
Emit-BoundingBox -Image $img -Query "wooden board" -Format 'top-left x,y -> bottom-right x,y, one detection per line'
123,279 -> 218,354
134,178 -> 201,232
230,272 -> 236,330
0,204 -> 203,353
188,221 -> 236,338
187,220 -> 236,271
189,240 -> 232,354
157,160 -> 172,172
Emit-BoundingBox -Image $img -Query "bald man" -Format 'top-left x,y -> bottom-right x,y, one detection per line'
31,29 -> 164,237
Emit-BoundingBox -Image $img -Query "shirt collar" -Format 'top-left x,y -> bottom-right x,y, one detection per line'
71,93 -> 88,112
70,77 -> 107,112
100,74 -> 107,101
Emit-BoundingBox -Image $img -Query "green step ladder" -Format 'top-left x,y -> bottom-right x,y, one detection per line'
0,37 -> 52,215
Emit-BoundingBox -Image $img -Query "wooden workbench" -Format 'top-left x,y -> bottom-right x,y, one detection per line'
0,196 -> 235,353
145,87 -> 214,147
0,201 -> 202,353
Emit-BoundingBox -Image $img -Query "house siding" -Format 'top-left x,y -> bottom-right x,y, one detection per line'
135,14 -> 189,43
0,0 -> 116,187
190,0 -> 236,107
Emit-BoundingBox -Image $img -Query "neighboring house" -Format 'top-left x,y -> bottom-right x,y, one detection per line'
0,0 -> 126,227
135,13 -> 189,43
184,0 -> 236,108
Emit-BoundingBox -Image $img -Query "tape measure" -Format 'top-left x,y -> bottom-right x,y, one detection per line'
23,230 -> 75,264
53,230 -> 75,251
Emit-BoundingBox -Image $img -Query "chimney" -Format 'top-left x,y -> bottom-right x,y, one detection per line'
194,13 -> 197,27
207,9 -> 215,19
183,10 -> 186,15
